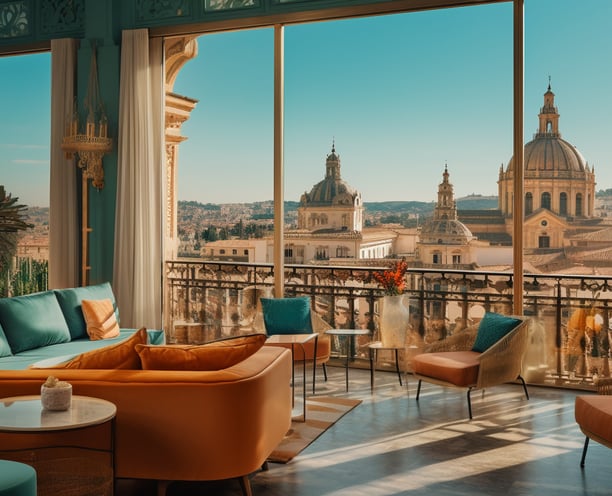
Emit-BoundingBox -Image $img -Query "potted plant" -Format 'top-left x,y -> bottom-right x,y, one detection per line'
373,260 -> 409,348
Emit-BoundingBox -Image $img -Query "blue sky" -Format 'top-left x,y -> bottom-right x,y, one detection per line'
1,0 -> 611,207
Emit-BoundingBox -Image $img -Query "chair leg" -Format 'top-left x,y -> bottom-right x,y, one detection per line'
416,379 -> 422,400
580,436 -> 589,468
467,387 -> 473,420
261,461 -> 269,471
518,375 -> 530,400
322,362 -> 328,381
369,347 -> 375,393
157,481 -> 171,496
238,475 -> 253,496
394,348 -> 403,386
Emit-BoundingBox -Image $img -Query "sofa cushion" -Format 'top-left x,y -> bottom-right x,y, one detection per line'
136,333 -> 267,370
81,298 -> 120,340
413,351 -> 480,387
471,312 -> 522,353
54,282 -> 119,340
0,291 -> 71,353
0,323 -> 12,358
50,327 -> 148,369
261,297 -> 313,335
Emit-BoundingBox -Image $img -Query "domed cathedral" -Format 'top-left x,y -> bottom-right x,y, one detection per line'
417,165 -> 478,267
285,143 -> 396,263
297,142 -> 364,232
498,82 -> 599,250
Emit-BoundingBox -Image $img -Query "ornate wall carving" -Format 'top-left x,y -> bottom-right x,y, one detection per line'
0,1 -> 29,38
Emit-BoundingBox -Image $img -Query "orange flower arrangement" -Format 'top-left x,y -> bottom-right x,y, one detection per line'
373,259 -> 408,296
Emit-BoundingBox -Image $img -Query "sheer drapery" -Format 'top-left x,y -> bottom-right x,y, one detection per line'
114,29 -> 163,329
49,39 -> 79,289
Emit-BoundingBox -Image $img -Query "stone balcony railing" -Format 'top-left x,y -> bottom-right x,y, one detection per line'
164,259 -> 612,391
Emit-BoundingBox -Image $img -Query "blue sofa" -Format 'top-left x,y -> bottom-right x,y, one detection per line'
0,282 -> 164,370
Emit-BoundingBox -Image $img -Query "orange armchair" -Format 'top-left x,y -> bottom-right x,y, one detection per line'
412,314 -> 530,419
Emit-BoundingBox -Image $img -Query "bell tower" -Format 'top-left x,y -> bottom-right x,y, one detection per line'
537,78 -> 560,137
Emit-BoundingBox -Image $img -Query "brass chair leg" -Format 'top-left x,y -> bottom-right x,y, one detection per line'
239,475 -> 253,496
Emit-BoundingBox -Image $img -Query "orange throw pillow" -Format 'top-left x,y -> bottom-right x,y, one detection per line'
135,333 -> 266,371
81,298 -> 120,340
59,327 -> 148,369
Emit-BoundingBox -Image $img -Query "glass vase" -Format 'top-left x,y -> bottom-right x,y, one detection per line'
380,295 -> 409,348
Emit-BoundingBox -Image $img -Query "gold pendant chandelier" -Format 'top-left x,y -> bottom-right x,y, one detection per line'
61,43 -> 112,190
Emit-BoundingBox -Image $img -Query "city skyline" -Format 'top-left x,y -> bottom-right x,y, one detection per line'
1,0 -> 612,208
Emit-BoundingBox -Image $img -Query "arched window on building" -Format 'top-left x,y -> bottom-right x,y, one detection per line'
559,192 -> 567,216
541,192 -> 551,210
525,192 -> 533,215
576,193 -> 583,216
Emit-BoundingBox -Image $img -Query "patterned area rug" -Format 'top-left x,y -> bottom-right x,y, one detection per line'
267,395 -> 362,463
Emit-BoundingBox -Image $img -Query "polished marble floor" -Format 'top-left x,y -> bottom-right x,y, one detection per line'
117,363 -> 609,496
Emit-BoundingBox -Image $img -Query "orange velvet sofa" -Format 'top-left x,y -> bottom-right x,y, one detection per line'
0,345 -> 292,495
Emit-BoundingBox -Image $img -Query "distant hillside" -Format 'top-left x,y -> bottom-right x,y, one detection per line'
456,195 -> 498,210
363,196 -> 498,215
364,201 -> 434,214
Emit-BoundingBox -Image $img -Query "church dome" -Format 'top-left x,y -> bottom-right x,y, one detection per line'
497,82 -> 596,222
505,84 -> 589,178
506,135 -> 588,176
301,144 -> 360,207
420,166 -> 475,245
420,219 -> 474,244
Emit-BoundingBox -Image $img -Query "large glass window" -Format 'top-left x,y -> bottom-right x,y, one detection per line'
0,52 -> 50,296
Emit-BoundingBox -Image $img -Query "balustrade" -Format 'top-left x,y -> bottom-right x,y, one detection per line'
165,260 -> 612,390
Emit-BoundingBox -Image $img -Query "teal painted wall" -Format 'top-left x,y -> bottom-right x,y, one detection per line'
78,0 -> 121,285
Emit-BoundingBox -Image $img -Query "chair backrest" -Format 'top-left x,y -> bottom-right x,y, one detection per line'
477,317 -> 530,388
260,297 -> 313,335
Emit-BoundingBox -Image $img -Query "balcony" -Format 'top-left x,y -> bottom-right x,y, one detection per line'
165,260 -> 612,392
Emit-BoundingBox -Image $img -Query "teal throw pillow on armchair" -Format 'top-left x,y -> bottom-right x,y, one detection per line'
261,297 -> 313,335
471,312 -> 522,353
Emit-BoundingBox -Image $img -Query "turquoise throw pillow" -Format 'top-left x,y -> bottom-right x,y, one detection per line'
472,312 -> 522,353
261,297 -> 313,335
0,322 -> 12,357
0,291 -> 71,353
54,282 -> 119,339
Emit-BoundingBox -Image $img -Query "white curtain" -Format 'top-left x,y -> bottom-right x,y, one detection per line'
49,39 -> 79,290
114,29 -> 164,329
